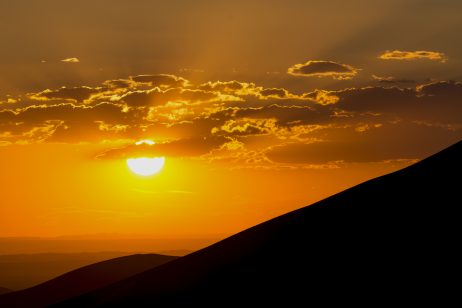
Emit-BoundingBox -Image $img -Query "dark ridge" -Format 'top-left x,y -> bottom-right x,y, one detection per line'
0,251 -> 136,290
0,254 -> 176,307
0,287 -> 12,295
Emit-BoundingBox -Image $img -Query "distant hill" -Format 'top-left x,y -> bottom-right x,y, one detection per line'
0,237 -> 217,255
0,287 -> 12,295
0,252 -> 135,290
0,254 -> 176,306
51,140 -> 461,306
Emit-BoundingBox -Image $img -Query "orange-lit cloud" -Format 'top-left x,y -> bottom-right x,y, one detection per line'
98,136 -> 229,159
287,60 -> 359,80
28,86 -> 100,103
378,50 -> 447,62
303,90 -> 340,105
130,74 -> 189,88
1,73 -> 462,165
61,57 -> 80,63
198,81 -> 303,100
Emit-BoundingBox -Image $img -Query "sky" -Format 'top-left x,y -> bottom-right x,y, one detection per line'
1,0 -> 462,238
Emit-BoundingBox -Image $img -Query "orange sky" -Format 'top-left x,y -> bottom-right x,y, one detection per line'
1,0 -> 462,238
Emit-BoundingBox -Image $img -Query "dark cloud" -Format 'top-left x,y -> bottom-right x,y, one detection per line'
0,102 -> 138,143
119,88 -> 171,107
332,86 -> 417,113
259,88 -> 289,98
266,122 -> 462,164
416,80 -> 462,97
15,103 -> 131,124
102,79 -> 135,89
372,75 -> 416,84
321,81 -> 462,124
287,60 -> 359,80
303,90 -> 339,105
233,104 -> 332,127
98,136 -> 229,159
29,86 -> 100,102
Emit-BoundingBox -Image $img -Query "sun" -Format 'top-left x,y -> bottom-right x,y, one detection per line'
126,157 -> 165,176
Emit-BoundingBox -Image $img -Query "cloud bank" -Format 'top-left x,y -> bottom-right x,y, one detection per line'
1,72 -> 461,166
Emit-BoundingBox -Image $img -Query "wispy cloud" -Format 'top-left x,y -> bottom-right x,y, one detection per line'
378,50 -> 447,63
372,75 -> 416,84
61,57 -> 80,63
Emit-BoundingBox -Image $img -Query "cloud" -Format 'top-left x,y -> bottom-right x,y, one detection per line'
372,75 -> 416,84
212,118 -> 278,137
102,79 -> 136,89
328,86 -> 418,113
2,72 -> 462,166
13,103 -> 131,124
416,80 -> 462,97
318,81 -> 462,123
378,50 -> 447,62
303,90 -> 340,105
198,80 -> 258,95
287,60 -> 359,80
118,87 -> 223,107
118,88 -> 172,107
265,121 -> 462,164
232,104 -> 332,127
98,136 -> 229,159
61,57 -> 80,63
130,74 -> 189,88
28,86 -> 100,102
0,102 -> 138,143
198,81 -> 305,101
259,88 -> 291,99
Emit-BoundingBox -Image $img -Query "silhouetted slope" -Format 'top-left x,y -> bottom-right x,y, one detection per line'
0,287 -> 12,295
0,254 -> 176,306
0,252 -> 136,290
54,140 -> 462,306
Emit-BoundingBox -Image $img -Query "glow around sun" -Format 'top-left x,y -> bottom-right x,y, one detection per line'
126,140 -> 165,176
127,157 -> 165,176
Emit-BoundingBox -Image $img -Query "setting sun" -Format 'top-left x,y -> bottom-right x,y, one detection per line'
126,157 -> 165,176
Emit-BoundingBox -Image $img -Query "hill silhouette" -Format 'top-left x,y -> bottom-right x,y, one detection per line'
0,252 -> 140,290
0,254 -> 176,306
53,140 -> 461,306
0,287 -> 12,295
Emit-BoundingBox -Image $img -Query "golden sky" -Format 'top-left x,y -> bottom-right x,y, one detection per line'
1,0 -> 462,238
